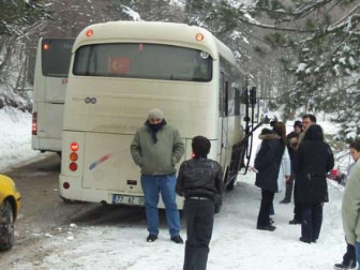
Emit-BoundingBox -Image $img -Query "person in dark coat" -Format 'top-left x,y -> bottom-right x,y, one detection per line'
290,114 -> 317,225
280,120 -> 303,204
293,124 -> 334,243
254,123 -> 287,231
176,136 -> 223,270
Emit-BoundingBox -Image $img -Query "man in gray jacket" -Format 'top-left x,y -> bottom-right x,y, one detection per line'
342,157 -> 360,269
131,108 -> 185,243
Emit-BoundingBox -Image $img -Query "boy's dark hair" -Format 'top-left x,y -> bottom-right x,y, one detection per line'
192,136 -> 211,158
350,140 -> 360,152
302,114 -> 317,123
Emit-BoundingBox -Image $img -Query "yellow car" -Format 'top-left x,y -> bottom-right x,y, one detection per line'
0,175 -> 21,251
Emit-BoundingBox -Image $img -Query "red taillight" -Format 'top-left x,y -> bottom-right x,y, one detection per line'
69,162 -> 78,171
63,182 -> 70,189
43,43 -> 50,50
86,29 -> 93,37
70,142 -> 79,151
32,112 -> 37,135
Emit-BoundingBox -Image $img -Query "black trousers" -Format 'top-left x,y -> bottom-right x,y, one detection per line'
293,183 -> 302,221
301,203 -> 323,242
257,189 -> 275,227
183,198 -> 215,270
283,175 -> 293,202
343,240 -> 356,266
294,202 -> 302,221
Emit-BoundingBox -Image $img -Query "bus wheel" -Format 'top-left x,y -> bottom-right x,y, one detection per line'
226,180 -> 235,191
0,201 -> 15,251
224,167 -> 234,191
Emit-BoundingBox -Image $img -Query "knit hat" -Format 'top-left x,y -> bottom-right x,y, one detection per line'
192,136 -> 211,158
148,108 -> 164,121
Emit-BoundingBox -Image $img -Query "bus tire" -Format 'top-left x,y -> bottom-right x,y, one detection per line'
226,148 -> 242,191
0,200 -> 15,251
224,167 -> 234,191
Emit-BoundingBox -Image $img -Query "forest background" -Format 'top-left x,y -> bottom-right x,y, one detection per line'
0,0 -> 359,139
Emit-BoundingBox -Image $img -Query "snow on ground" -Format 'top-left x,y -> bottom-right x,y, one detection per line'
6,173 -> 345,270
0,108 -> 41,173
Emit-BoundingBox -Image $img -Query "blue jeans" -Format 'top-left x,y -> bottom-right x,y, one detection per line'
355,242 -> 360,269
141,174 -> 180,238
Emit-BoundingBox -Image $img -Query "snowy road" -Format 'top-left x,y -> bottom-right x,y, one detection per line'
0,154 -> 346,270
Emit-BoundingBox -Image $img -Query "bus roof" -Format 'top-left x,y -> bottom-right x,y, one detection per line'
73,21 -> 236,65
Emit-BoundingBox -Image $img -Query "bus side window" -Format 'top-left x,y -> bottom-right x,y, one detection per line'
235,88 -> 240,115
224,81 -> 229,117
219,72 -> 229,117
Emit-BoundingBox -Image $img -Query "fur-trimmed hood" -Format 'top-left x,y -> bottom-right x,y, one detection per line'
258,133 -> 281,140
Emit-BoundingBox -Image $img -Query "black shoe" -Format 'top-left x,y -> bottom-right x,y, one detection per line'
299,237 -> 311,244
146,234 -> 158,242
279,199 -> 290,204
257,225 -> 276,231
171,235 -> 184,244
289,219 -> 301,225
334,262 -> 357,269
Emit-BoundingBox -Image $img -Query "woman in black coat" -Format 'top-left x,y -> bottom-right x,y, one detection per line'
293,124 -> 334,243
254,122 -> 287,231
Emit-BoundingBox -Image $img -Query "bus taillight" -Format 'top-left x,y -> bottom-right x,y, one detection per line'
70,142 -> 79,151
43,43 -> 50,50
69,162 -> 78,171
70,152 -> 78,161
32,112 -> 37,135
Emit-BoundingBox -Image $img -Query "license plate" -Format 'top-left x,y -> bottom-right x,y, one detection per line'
112,194 -> 145,206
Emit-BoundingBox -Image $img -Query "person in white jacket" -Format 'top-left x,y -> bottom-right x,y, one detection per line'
277,146 -> 291,193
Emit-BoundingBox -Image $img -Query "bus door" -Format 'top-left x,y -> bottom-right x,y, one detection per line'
220,72 -> 229,169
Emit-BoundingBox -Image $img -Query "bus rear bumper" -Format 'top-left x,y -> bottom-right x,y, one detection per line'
59,175 -> 184,209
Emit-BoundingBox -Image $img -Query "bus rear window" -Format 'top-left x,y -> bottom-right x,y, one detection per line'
73,43 -> 212,82
42,39 -> 74,77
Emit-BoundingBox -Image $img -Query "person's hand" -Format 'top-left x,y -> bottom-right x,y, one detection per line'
285,175 -> 290,181
252,167 -> 259,173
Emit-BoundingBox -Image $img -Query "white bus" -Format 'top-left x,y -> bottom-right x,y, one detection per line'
59,21 -> 247,207
32,38 -> 74,154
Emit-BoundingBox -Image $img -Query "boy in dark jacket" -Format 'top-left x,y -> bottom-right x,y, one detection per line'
176,136 -> 223,270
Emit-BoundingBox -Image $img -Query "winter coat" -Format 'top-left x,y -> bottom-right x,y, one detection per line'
293,140 -> 334,205
130,124 -> 184,175
342,159 -> 360,246
276,147 -> 291,192
176,158 -> 223,200
254,133 -> 285,193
